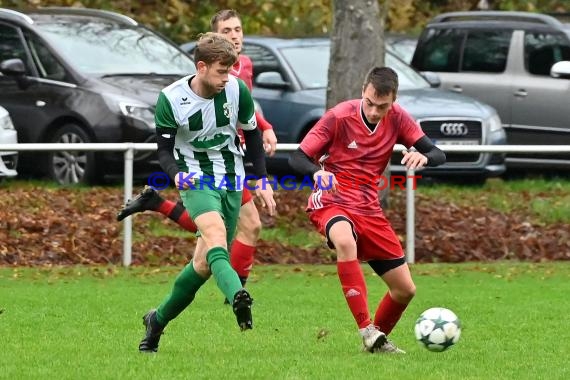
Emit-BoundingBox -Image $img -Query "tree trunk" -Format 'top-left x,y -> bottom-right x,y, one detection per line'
327,0 -> 391,208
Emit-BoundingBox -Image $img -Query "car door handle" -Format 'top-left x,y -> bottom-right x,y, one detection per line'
450,85 -> 462,93
513,89 -> 527,97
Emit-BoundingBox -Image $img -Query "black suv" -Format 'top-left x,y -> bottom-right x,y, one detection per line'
411,11 -> 570,169
0,7 -> 196,184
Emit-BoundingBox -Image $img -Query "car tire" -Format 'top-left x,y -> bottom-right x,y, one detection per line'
46,123 -> 98,185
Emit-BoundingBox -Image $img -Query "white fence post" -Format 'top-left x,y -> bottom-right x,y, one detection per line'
122,145 -> 134,267
405,168 -> 416,264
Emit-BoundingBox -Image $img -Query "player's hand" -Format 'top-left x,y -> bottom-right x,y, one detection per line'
262,129 -> 277,157
313,170 -> 338,193
401,149 -> 428,170
254,178 -> 276,216
175,172 -> 195,190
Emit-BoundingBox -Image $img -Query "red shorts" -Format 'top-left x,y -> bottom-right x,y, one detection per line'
308,205 -> 404,261
241,188 -> 253,205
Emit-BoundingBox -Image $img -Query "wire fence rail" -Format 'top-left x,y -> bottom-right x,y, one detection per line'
2,142 -> 570,266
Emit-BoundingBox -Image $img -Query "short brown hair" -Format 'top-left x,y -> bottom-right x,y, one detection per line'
210,9 -> 242,32
363,67 -> 399,98
194,32 -> 238,67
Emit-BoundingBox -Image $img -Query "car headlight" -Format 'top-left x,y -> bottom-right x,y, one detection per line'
486,113 -> 503,132
0,114 -> 15,130
119,102 -> 156,130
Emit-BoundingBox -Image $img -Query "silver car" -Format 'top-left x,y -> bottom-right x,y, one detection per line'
229,37 -> 507,182
411,11 -> 570,169
0,105 -> 18,179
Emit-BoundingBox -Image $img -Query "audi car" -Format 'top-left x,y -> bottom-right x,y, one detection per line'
182,37 -> 507,182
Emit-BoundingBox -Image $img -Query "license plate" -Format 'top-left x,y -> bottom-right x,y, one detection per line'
434,139 -> 479,145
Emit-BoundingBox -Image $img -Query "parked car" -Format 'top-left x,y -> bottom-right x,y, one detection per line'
0,7 -> 196,184
182,36 -> 506,181
386,33 -> 418,63
0,105 -> 18,179
411,11 -> 570,170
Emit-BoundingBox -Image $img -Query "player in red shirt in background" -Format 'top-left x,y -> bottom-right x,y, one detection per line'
289,67 -> 445,353
117,10 -> 278,291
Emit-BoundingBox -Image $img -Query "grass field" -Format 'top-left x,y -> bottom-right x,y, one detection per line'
2,263 -> 569,380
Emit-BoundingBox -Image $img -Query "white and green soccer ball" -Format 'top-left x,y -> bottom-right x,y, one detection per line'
415,307 -> 461,352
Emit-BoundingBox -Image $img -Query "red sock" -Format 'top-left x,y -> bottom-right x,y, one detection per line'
159,201 -> 197,233
374,292 -> 409,335
337,260 -> 370,329
157,199 -> 177,216
176,211 -> 197,233
230,240 -> 255,279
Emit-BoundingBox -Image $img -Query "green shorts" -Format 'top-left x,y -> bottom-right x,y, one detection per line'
179,181 -> 242,244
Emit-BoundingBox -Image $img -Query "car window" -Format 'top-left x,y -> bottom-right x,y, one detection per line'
412,28 -> 465,72
524,32 -> 570,75
34,20 -> 195,76
462,30 -> 511,72
24,32 -> 67,81
280,45 -> 329,89
0,23 -> 31,74
387,38 -> 417,63
242,43 -> 280,75
385,52 -> 430,90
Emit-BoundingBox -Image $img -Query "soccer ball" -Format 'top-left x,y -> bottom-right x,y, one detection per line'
414,307 -> 461,352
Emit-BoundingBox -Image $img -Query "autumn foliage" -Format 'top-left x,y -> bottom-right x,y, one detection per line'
0,0 -> 567,43
1,184 -> 568,267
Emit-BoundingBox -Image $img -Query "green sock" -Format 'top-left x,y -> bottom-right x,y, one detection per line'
156,260 -> 207,326
207,247 -> 243,303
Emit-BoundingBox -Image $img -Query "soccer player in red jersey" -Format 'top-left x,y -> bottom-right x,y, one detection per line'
117,10 -> 277,291
289,67 -> 446,353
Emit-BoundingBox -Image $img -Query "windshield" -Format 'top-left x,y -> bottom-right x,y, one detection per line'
279,43 -> 429,90
35,21 -> 196,76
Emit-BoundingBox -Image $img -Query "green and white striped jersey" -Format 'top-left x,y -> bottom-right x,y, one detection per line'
155,74 -> 256,189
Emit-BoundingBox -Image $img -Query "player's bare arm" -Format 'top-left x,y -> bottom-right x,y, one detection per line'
262,128 -> 278,157
312,169 -> 338,193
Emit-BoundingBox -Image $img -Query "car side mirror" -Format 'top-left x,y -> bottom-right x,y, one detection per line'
0,58 -> 32,90
421,71 -> 441,88
255,71 -> 290,90
550,61 -> 570,79
0,58 -> 26,76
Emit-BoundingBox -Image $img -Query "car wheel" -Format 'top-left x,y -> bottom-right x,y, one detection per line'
46,124 -> 97,185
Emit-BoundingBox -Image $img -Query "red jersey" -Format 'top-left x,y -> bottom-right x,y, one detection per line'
300,100 -> 424,215
232,54 -> 273,137
231,55 -> 254,90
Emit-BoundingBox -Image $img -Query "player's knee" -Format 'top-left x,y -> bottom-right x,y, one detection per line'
239,205 -> 262,239
393,283 -> 416,303
333,237 -> 358,260
247,216 -> 262,238
202,227 -> 228,247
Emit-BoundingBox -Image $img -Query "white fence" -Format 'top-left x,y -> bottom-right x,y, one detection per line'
2,142 -> 570,266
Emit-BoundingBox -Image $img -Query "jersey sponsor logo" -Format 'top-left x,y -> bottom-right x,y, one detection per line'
190,133 -> 230,149
347,140 -> 358,149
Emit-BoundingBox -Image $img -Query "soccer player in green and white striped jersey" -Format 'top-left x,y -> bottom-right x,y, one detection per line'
138,32 -> 276,353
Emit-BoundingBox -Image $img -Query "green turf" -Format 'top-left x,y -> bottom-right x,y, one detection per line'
1,263 -> 569,380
